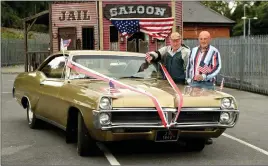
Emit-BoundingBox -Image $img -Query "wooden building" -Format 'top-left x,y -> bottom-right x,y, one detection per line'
48,1 -> 182,53
100,1 -> 182,53
182,1 -> 235,39
24,1 -> 235,58
22,1 -> 236,72
50,1 -> 99,53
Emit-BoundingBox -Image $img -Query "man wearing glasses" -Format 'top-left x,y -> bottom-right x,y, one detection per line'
145,32 -> 191,85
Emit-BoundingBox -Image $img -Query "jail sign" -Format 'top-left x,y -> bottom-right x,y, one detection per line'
59,10 -> 90,21
104,4 -> 171,19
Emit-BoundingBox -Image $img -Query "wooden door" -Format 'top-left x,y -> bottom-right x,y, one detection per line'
58,27 -> 77,51
139,39 -> 149,53
127,39 -> 137,52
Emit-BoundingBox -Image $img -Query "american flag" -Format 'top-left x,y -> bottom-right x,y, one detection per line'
109,80 -> 120,94
110,17 -> 174,39
198,65 -> 212,74
63,39 -> 71,47
60,38 -> 71,51
145,53 -> 152,61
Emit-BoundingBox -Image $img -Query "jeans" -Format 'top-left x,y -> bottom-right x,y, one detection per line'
189,81 -> 215,90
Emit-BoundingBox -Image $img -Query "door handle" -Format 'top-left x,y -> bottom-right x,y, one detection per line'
40,82 -> 45,86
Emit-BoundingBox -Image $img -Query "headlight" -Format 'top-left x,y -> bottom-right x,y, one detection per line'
99,97 -> 111,109
99,113 -> 111,125
221,98 -> 233,109
220,112 -> 230,124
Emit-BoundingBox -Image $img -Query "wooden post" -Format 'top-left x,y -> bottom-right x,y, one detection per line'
99,0 -> 103,50
181,1 -> 184,38
171,0 -> 176,33
49,3 -> 53,54
126,36 -> 128,52
24,21 -> 28,72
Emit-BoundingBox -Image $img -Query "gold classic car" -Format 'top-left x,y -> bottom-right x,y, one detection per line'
13,50 -> 239,156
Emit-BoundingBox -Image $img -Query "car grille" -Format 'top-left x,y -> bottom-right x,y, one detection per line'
110,111 -> 220,124
111,112 -> 160,123
176,111 -> 220,123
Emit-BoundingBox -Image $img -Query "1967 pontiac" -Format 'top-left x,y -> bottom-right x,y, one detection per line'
13,50 -> 239,156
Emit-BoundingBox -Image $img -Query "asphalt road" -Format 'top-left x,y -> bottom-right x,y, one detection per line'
1,74 -> 268,165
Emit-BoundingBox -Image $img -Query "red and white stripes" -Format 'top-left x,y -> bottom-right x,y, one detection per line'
67,60 -> 183,128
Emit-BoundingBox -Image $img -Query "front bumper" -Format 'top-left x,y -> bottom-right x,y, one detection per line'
90,128 -> 226,142
92,107 -> 240,130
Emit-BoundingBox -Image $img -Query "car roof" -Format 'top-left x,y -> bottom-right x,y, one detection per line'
54,50 -> 146,57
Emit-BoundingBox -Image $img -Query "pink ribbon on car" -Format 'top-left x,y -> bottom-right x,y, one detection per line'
158,63 -> 183,127
67,60 -> 183,128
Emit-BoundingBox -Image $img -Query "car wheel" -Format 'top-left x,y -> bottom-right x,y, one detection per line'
77,112 -> 98,156
26,100 -> 40,129
184,138 -> 206,152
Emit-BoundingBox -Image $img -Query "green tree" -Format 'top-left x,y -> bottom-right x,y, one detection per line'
251,2 -> 268,35
201,1 -> 233,18
201,1 -> 268,36
1,2 -> 22,28
1,1 -> 49,32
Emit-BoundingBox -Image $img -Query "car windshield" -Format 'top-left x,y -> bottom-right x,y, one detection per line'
70,55 -> 161,79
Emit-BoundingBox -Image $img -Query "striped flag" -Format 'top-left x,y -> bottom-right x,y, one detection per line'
145,53 -> 152,61
109,80 -> 120,94
194,64 -> 212,81
220,78 -> 224,91
110,17 -> 174,40
63,39 -> 71,47
60,38 -> 71,51
198,65 -> 212,74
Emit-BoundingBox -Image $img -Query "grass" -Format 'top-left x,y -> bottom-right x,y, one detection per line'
1,27 -> 44,39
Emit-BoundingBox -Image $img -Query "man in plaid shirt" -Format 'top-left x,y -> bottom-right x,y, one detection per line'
186,31 -> 222,90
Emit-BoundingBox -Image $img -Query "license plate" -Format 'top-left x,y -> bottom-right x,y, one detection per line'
155,130 -> 179,142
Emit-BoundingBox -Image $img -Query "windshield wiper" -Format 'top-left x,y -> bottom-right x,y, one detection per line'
119,76 -> 144,79
70,76 -> 97,79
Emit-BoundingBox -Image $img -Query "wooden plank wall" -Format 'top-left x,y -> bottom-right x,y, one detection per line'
51,2 -> 98,53
102,1 -> 183,52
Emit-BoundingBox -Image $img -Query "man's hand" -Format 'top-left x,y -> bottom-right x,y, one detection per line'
145,53 -> 153,63
196,74 -> 204,81
186,78 -> 192,84
138,62 -> 149,72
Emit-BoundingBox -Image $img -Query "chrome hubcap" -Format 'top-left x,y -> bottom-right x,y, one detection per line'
28,106 -> 33,123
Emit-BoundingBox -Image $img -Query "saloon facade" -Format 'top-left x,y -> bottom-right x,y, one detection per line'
50,1 -> 182,53
101,1 -> 182,52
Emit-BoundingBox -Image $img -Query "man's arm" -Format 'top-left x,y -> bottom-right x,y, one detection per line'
181,47 -> 191,71
203,51 -> 222,81
147,46 -> 168,63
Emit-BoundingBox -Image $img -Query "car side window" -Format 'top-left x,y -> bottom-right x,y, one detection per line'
40,55 -> 67,79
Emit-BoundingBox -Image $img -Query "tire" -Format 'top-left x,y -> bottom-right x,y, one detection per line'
26,100 -> 41,129
65,112 -> 78,144
66,128 -> 77,144
184,138 -> 206,152
77,112 -> 98,156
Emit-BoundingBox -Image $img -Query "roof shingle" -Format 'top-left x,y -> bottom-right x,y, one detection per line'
183,1 -> 235,24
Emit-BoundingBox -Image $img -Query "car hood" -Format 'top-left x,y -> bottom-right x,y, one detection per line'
72,79 -> 233,108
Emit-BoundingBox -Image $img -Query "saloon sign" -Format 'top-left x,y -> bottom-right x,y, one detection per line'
104,4 -> 171,19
